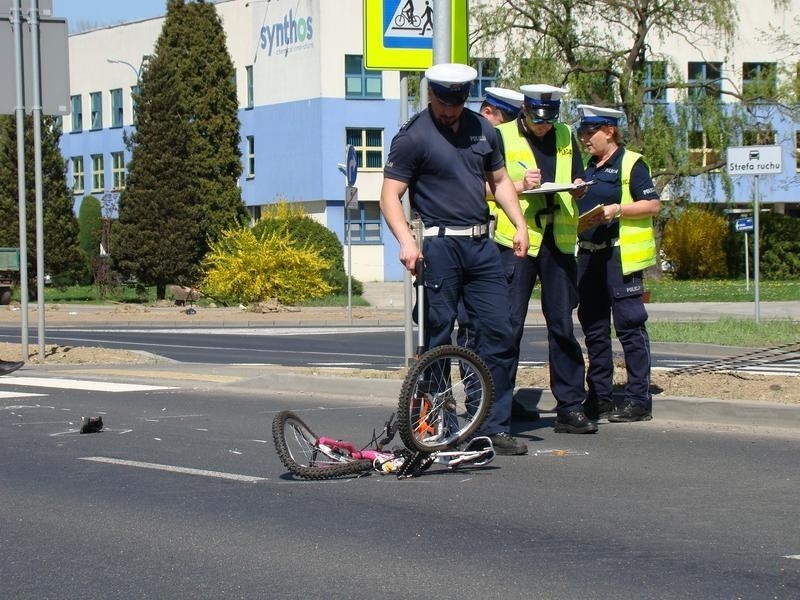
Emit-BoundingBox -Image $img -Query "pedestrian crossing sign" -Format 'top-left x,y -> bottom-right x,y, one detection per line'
363,0 -> 468,70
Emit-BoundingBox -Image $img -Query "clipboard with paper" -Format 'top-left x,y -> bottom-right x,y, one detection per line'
577,204 -> 605,234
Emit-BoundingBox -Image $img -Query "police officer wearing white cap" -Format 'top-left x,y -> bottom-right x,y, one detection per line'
381,63 -> 530,455
575,104 -> 661,423
491,83 -> 597,434
455,86 -> 523,379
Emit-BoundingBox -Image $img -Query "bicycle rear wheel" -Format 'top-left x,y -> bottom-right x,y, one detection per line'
397,345 -> 494,453
272,411 -> 373,480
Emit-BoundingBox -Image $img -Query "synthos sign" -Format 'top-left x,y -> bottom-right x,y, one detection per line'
258,6 -> 314,57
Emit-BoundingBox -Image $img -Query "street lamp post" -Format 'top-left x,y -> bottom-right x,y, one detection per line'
106,57 -> 140,80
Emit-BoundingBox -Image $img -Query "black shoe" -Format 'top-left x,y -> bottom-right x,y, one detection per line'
554,410 -> 598,434
608,402 -> 652,422
584,399 -> 612,422
488,432 -> 528,455
511,400 -> 540,421
0,360 -> 24,376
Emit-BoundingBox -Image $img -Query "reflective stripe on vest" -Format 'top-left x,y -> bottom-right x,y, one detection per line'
492,121 -> 577,256
619,149 -> 657,274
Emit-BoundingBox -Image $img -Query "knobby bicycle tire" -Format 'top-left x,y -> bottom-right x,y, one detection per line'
397,345 -> 494,453
272,411 -> 373,480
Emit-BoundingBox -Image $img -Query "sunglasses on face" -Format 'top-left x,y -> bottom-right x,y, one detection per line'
529,116 -> 559,124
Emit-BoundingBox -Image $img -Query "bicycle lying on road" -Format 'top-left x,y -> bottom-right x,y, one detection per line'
272,410 -> 495,480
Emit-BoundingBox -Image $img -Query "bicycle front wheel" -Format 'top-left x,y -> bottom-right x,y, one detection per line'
397,345 -> 494,453
272,411 -> 373,480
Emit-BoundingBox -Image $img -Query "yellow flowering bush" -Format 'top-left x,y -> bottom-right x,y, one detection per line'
201,227 -> 332,305
662,207 -> 728,279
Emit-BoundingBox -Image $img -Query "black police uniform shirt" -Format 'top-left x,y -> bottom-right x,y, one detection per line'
497,118 -> 585,214
578,145 -> 659,244
383,107 -> 504,228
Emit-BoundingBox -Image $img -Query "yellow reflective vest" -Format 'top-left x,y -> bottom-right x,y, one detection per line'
619,148 -> 657,274
492,121 -> 578,256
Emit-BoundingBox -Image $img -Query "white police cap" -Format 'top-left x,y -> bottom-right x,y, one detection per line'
426,63 -> 477,105
484,87 -> 524,114
577,104 -> 625,127
519,84 -> 567,106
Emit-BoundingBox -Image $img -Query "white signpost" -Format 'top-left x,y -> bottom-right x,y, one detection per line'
726,145 -> 783,325
344,145 -> 358,321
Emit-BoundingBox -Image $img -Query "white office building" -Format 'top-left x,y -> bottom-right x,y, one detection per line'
59,0 -> 800,283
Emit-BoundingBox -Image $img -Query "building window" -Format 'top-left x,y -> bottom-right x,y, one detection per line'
469,58 -> 499,101
742,62 -> 776,102
688,130 -> 720,170
70,95 -> 82,132
688,62 -> 722,101
643,61 -> 667,103
53,116 -> 63,134
110,88 -> 123,128
71,156 -> 84,194
796,131 -> 800,172
245,65 -> 254,108
111,152 -> 126,190
346,128 -> 383,170
91,154 -> 105,192
90,91 -> 102,130
246,135 -> 255,178
742,125 -> 775,146
348,202 -> 383,243
131,85 -> 139,123
345,55 -> 382,99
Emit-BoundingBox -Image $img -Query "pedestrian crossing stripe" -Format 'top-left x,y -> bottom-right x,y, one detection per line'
0,376 -> 176,393
0,390 -> 47,399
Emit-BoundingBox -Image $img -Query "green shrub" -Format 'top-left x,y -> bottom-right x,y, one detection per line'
77,195 -> 101,285
252,201 -> 362,295
724,212 -> 800,279
201,226 -> 333,305
662,206 -> 728,279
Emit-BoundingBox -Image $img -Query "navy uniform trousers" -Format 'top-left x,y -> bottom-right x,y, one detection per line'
498,228 -> 586,416
422,234 -> 516,435
577,245 -> 652,409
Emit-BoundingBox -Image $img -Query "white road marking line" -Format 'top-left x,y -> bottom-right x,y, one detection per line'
0,377 -> 176,392
79,456 -> 267,483
51,326 -> 404,336
136,413 -> 205,420
0,391 -> 47,398
784,554 -> 800,560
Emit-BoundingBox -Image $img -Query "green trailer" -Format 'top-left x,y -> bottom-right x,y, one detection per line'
0,248 -> 20,305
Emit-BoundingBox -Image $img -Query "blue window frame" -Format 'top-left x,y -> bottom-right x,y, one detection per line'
131,85 -> 139,123
742,62 -> 776,102
643,61 -> 667,103
345,55 -> 382,99
688,62 -> 722,101
469,58 -> 499,101
246,65 -> 254,108
90,91 -> 102,130
70,95 -> 82,132
347,202 -> 382,243
110,88 -> 123,128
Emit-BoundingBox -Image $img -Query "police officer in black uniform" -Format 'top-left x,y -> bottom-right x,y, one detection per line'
380,63 -> 530,455
575,105 -> 661,422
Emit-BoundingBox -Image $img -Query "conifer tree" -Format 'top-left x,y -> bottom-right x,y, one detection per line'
0,115 -> 82,288
113,0 -> 245,299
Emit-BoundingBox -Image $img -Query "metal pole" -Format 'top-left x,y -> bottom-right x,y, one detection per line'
753,176 -> 760,326
432,0 -> 451,63
346,195 -> 352,323
399,71 -> 413,365
11,0 -> 29,361
31,0 -> 46,359
744,230 -> 749,292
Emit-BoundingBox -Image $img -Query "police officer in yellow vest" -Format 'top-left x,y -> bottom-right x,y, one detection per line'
575,104 -> 660,423
493,84 -> 597,434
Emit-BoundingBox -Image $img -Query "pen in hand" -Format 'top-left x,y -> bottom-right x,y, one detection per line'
518,161 -> 528,170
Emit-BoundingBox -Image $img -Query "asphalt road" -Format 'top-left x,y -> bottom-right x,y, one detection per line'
1,324 -> 785,372
1,379 -> 798,599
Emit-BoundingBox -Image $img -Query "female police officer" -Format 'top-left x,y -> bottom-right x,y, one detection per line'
575,105 -> 660,423
380,63 -> 530,455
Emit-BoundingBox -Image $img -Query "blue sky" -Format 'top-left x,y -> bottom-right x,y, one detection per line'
52,0 -> 170,32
